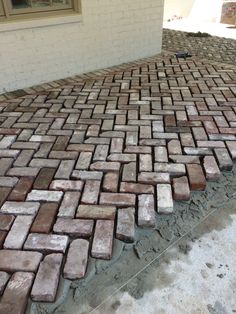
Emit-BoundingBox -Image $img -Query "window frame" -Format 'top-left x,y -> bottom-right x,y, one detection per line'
0,0 -> 81,21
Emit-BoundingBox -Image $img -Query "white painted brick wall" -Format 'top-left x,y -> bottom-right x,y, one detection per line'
0,0 -> 164,93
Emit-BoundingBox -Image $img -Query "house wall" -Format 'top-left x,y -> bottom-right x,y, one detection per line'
0,0 -> 164,93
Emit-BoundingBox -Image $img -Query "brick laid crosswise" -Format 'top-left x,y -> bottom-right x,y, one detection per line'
0,52 -> 236,311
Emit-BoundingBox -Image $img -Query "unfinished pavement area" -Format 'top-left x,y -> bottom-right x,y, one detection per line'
0,28 -> 236,313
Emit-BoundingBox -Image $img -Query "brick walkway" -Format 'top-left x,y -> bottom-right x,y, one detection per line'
163,28 -> 236,65
0,36 -> 236,313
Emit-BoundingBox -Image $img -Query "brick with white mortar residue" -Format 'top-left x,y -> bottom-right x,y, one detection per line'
214,148 -> 233,171
50,180 -> 84,191
0,271 -> 10,295
0,201 -> 40,215
203,156 -> 221,181
91,220 -> 114,260
81,180 -> 101,204
116,208 -> 135,242
64,239 -> 89,280
4,215 -> 34,249
157,184 -> 174,214
58,191 -> 80,218
0,249 -> 43,272
24,233 -> 69,253
53,218 -> 94,237
55,160 -> 75,179
0,272 -> 34,314
31,253 -> 63,302
138,194 -> 156,228
26,190 -> 63,202
76,205 -> 116,220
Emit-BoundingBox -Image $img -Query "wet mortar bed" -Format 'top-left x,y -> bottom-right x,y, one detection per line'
29,165 -> 236,314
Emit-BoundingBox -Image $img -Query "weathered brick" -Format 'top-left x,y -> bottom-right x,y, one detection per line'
154,163 -> 186,176
24,233 -> 69,253
72,170 -> 103,181
58,191 -> 80,218
30,158 -> 60,168
53,218 -> 94,237
91,220 -> 114,260
31,253 -> 63,302
103,172 -> 119,192
14,149 -> 35,167
187,164 -> 206,191
52,135 -> 70,150
0,158 -> 13,176
81,180 -> 101,205
76,205 -> 116,220
0,135 -> 16,149
122,162 -> 136,182
30,135 -> 56,142
0,272 -> 34,314
1,201 -> 40,215
55,160 -> 75,179
138,172 -> 170,184
94,145 -> 109,161
226,141 -> 236,159
120,182 -> 154,194
33,168 -> 56,189
4,215 -> 34,249
203,156 -> 221,181
7,166 -> 39,177
168,140 -> 182,155
64,239 -> 89,279
67,144 -> 95,152
214,148 -> 233,171
140,154 -> 152,172
0,214 -> 14,231
31,203 -> 58,233
90,161 -> 120,172
76,152 -> 92,170
116,208 -> 135,242
125,146 -> 152,154
138,194 -> 156,227
8,176 -> 34,201
0,149 -> 19,158
173,176 -> 190,201
100,193 -> 135,207
50,180 -> 83,191
154,146 -> 168,162
0,231 -> 7,248
0,250 -> 43,272
0,187 -> 11,207
197,141 -> 225,148
27,189 -> 63,202
0,176 -> 18,187
157,184 -> 174,214
192,127 -> 208,140
108,153 -> 136,163
0,271 -> 10,295
184,147 -> 213,156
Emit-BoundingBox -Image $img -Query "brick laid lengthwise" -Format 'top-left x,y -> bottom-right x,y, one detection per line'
0,52 -> 236,313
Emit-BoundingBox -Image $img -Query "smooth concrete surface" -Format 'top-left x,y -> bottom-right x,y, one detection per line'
93,206 -> 236,314
164,19 -> 236,39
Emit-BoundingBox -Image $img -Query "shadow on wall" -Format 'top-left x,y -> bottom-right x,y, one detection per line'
164,0 -> 223,22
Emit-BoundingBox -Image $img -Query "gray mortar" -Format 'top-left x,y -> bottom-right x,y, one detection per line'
29,165 -> 236,314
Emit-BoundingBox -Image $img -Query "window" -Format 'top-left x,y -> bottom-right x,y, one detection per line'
0,0 -> 81,21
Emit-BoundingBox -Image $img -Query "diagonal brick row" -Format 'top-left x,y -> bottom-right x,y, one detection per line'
0,54 -> 236,313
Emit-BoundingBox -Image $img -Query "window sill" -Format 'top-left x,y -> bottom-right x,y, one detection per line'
0,13 -> 82,32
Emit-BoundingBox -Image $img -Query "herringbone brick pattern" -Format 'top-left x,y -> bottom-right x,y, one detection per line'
0,54 -> 236,312
162,28 -> 236,65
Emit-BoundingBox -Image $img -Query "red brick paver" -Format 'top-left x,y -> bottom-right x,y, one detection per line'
0,53 -> 236,311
